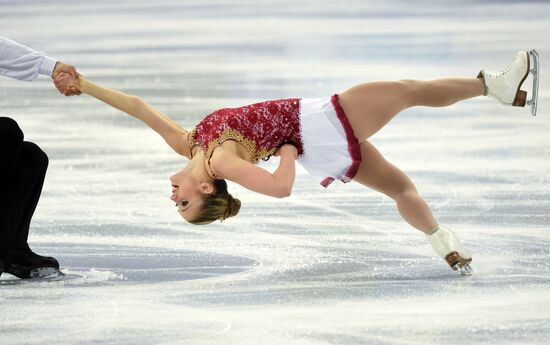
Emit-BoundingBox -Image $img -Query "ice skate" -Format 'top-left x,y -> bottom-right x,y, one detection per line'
428,226 -> 472,276
5,249 -> 63,279
477,49 -> 540,116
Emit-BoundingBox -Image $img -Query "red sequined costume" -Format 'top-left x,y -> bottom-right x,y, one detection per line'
188,95 -> 361,187
188,98 -> 304,166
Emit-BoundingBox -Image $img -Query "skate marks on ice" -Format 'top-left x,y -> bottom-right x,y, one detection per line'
244,193 -> 550,286
0,294 -> 233,345
0,241 -> 260,287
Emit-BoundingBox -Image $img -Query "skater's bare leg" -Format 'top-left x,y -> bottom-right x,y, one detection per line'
338,78 -> 485,141
353,140 -> 437,234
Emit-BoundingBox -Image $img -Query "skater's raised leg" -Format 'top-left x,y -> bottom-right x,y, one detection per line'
339,51 -> 538,141
338,78 -> 485,142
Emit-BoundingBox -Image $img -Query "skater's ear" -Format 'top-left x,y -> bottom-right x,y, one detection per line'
187,179 -> 241,225
199,181 -> 214,195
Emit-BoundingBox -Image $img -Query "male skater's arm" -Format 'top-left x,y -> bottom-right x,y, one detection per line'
0,36 -> 79,94
55,74 -> 190,156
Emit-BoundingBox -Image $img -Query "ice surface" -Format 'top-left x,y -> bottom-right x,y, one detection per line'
1,0 -> 550,344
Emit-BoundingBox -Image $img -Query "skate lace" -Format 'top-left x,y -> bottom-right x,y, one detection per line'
494,55 -> 520,77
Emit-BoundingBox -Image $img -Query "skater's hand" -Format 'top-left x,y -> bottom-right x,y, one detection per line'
52,62 -> 81,96
274,144 -> 298,159
54,72 -> 82,96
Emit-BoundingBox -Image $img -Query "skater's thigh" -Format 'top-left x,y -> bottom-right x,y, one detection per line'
338,81 -> 414,141
0,117 -> 24,146
18,142 -> 48,166
353,140 -> 415,198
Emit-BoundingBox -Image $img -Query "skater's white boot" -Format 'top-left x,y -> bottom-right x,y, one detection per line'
477,50 -> 530,107
428,226 -> 472,275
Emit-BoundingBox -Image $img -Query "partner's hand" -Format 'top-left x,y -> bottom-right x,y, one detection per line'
54,72 -> 81,96
52,62 -> 81,96
274,144 -> 298,159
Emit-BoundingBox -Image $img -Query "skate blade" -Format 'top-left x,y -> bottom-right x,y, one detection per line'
445,252 -> 473,276
526,49 -> 539,116
459,263 -> 473,276
29,267 -> 65,280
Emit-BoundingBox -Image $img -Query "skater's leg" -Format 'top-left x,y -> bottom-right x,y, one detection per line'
352,140 -> 438,234
0,118 -> 58,278
0,117 -> 24,196
4,141 -> 59,278
353,141 -> 473,273
0,117 -> 24,268
338,78 -> 485,142
11,141 -> 49,251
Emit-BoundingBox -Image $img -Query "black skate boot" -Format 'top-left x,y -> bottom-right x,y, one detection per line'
5,248 -> 62,279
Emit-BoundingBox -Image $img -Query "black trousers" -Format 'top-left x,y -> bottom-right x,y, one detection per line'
0,117 -> 48,267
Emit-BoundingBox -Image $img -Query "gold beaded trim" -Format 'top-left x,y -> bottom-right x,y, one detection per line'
258,146 -> 277,161
209,127 -> 258,162
188,127 -> 277,164
187,128 -> 198,158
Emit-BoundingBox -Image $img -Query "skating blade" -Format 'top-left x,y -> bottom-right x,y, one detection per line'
29,267 -> 65,280
459,264 -> 473,276
527,49 -> 539,116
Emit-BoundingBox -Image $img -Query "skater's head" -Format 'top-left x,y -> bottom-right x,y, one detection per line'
191,179 -> 240,225
170,169 -> 241,225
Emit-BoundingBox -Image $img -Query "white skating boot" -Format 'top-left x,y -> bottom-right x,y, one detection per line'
428,226 -> 472,276
478,49 -> 540,116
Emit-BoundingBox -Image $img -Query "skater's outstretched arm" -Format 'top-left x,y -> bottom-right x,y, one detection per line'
54,73 -> 191,157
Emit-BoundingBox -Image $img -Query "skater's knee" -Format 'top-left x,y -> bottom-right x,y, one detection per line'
398,79 -> 418,86
21,142 -> 49,167
402,80 -> 455,107
397,79 -> 424,107
393,187 -> 417,199
0,117 -> 24,145
388,182 -> 418,202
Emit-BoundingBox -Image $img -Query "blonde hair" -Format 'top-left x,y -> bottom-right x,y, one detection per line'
189,179 -> 241,225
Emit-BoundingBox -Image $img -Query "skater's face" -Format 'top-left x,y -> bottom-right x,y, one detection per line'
169,169 -> 213,222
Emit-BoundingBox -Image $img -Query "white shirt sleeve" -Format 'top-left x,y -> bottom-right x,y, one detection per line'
0,36 -> 58,81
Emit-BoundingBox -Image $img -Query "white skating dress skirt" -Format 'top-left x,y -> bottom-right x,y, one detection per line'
297,95 -> 362,187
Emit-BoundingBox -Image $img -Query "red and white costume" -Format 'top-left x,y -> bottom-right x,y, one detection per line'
188,95 -> 361,188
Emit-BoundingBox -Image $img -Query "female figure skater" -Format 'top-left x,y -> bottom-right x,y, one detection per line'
54,50 -> 538,275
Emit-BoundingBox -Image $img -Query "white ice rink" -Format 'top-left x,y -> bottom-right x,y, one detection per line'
1,1 -> 550,344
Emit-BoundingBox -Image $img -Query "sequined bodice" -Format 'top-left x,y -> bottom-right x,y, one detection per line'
188,98 -> 304,170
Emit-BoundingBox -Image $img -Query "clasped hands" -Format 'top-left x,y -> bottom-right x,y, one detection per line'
52,62 -> 81,96
274,144 -> 298,159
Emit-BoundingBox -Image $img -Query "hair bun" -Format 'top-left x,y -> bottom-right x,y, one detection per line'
223,194 -> 241,220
